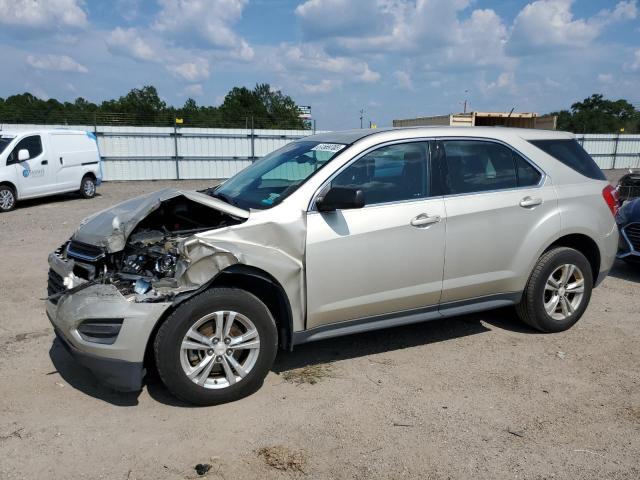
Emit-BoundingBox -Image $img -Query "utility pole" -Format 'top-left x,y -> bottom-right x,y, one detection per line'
359,108 -> 365,129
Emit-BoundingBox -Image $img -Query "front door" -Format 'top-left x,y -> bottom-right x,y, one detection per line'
305,141 -> 446,329
9,135 -> 52,197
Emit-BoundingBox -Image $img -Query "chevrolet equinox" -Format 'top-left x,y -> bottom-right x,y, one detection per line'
46,127 -> 619,405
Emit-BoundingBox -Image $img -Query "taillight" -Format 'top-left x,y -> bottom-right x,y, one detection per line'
602,184 -> 619,217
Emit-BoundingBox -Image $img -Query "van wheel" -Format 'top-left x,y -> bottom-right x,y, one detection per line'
0,185 -> 16,212
516,247 -> 592,332
154,288 -> 278,406
79,176 -> 96,199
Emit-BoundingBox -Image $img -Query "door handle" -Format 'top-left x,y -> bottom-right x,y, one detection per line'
59,157 -> 63,165
410,213 -> 441,227
519,196 -> 543,208
41,160 -> 48,165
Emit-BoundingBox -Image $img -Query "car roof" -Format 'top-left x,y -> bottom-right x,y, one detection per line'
0,129 -> 90,136
304,126 -> 574,145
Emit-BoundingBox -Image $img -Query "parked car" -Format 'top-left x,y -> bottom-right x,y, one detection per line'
616,197 -> 640,264
0,129 -> 101,212
46,127 -> 618,405
617,169 -> 640,203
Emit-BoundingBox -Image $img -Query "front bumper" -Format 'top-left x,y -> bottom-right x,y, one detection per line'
51,322 -> 144,392
47,257 -> 172,391
617,222 -> 640,262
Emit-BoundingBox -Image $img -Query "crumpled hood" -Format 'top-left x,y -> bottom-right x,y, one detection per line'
72,188 -> 250,252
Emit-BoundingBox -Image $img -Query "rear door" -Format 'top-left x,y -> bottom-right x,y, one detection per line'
436,139 -> 560,303
305,140 -> 446,329
9,134 -> 52,197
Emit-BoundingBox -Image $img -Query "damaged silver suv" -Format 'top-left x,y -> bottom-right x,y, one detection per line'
47,127 -> 618,405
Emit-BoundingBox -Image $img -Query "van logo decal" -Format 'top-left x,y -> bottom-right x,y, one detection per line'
22,167 -> 30,177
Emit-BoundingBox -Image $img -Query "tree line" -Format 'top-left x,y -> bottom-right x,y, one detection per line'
0,84 -> 308,129
549,94 -> 639,134
0,85 -> 638,133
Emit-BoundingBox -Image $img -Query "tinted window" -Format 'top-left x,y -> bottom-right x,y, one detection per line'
529,139 -> 606,180
515,153 -> 542,187
442,140 -> 517,194
332,142 -> 429,205
8,135 -> 43,165
0,136 -> 14,155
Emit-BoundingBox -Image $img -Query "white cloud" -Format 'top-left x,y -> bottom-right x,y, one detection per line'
295,0 -> 392,40
153,0 -> 253,59
508,0 -> 637,54
26,54 -> 88,73
284,45 -> 380,83
597,73 -> 614,83
0,0 -> 88,29
394,70 -> 414,90
168,59 -> 210,82
106,27 -> 157,62
302,79 -> 338,94
181,84 -> 204,96
630,49 -> 640,70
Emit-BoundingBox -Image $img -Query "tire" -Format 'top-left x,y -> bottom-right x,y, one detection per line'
516,247 -> 593,333
79,176 -> 97,199
0,185 -> 16,212
154,288 -> 278,406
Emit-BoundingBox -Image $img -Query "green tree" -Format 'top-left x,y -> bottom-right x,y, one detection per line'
551,94 -> 640,133
0,83 -> 308,129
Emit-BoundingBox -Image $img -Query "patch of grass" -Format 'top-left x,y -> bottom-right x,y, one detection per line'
281,364 -> 334,385
257,445 -> 306,473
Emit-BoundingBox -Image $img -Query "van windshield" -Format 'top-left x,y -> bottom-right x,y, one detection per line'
0,136 -> 15,155
208,140 -> 347,210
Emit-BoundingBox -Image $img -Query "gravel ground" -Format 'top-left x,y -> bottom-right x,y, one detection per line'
0,180 -> 639,480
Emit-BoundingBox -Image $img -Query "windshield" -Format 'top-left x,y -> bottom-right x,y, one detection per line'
210,140 -> 347,210
0,136 -> 15,155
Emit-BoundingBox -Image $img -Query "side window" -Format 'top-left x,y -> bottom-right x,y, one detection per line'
332,142 -> 429,206
441,140 -> 517,194
514,153 -> 542,187
8,135 -> 43,165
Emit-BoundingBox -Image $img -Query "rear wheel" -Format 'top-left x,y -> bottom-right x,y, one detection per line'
0,185 -> 16,212
154,288 -> 278,405
516,247 -> 593,332
79,176 -> 96,199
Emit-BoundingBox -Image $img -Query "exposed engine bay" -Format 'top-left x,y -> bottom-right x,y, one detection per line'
52,194 -> 246,304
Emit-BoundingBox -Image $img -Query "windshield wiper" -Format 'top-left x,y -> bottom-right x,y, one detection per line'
209,190 -> 237,206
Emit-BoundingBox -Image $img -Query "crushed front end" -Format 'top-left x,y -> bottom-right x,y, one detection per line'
46,188 -> 249,391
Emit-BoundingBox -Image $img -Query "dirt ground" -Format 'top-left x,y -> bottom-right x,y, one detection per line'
0,179 -> 638,480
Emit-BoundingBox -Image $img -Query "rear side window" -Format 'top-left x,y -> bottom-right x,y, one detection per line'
441,140 -> 517,194
515,154 -> 542,187
529,139 -> 605,180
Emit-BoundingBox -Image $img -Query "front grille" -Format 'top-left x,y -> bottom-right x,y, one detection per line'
67,240 -> 105,262
47,269 -> 66,304
623,223 -> 640,251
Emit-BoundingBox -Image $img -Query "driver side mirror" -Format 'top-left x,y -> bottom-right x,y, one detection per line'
316,186 -> 365,212
17,149 -> 29,162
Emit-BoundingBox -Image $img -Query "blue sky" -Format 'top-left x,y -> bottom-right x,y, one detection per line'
0,0 -> 638,129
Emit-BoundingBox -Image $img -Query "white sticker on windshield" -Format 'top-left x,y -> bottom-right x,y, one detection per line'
312,143 -> 346,153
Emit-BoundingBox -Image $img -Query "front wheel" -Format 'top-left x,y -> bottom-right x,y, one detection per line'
516,247 -> 593,332
0,185 -> 16,212
154,288 -> 278,405
79,176 -> 97,199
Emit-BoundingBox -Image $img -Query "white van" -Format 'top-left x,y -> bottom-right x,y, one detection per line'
0,129 -> 102,212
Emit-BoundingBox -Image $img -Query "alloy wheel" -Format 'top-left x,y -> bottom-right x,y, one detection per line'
0,189 -> 15,210
179,311 -> 260,389
83,179 -> 95,197
543,263 -> 585,321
